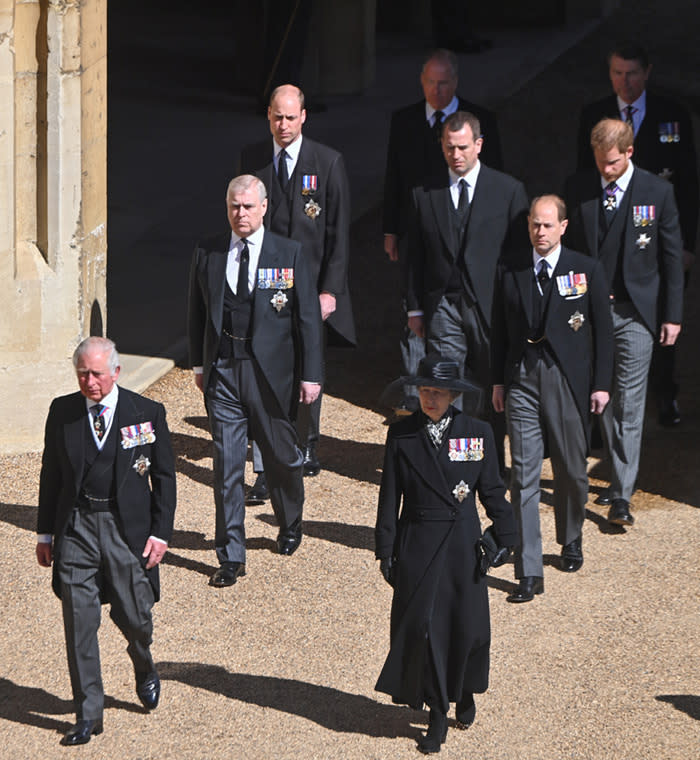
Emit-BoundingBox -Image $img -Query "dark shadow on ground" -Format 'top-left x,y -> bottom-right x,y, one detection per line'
0,502 -> 36,533
655,694 -> 700,720
256,514 -> 374,552
159,662 -> 424,738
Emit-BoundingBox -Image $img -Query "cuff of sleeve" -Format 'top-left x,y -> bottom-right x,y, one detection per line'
149,535 -> 167,546
37,534 -> 52,544
193,366 -> 203,375
407,310 -> 423,318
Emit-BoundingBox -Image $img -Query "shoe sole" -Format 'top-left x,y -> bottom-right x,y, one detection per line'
608,517 -> 634,526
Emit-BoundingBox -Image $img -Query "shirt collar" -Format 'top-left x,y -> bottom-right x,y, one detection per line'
616,89 -> 646,117
532,244 -> 562,273
448,160 -> 481,188
425,95 -> 459,122
274,134 -> 302,161
600,160 -> 635,192
230,224 -> 265,251
85,383 -> 119,412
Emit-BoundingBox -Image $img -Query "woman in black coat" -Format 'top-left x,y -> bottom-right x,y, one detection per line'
375,355 -> 518,754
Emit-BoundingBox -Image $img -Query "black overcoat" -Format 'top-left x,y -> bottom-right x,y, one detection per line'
374,409 -> 517,711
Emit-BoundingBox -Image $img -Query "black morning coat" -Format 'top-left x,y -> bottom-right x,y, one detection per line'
374,409 -> 517,711
37,387 -> 177,602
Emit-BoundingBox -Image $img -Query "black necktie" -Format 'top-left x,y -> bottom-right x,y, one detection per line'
237,240 -> 249,296
536,260 -> 549,293
457,178 -> 469,214
91,404 -> 106,441
432,110 -> 444,143
278,149 -> 289,190
624,104 -> 635,125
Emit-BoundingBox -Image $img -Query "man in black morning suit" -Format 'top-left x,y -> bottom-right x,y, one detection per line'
239,84 -> 354,489
492,197 -> 613,603
188,174 -> 323,586
406,110 -> 527,469
565,119 -> 683,527
36,337 -> 176,746
383,49 -> 502,413
577,43 -> 698,425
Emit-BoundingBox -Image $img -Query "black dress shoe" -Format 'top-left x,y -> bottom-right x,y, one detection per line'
277,521 -> 302,555
136,671 -> 160,710
607,499 -> 634,526
594,489 -> 612,506
560,537 -> 583,573
246,472 -> 269,503
506,576 -> 544,603
455,693 -> 475,729
303,444 -> 321,477
209,561 -> 246,587
417,708 -> 448,753
659,399 -> 681,426
60,719 -> 103,746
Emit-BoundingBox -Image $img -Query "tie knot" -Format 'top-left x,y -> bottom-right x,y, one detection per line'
240,240 -> 249,259
433,110 -> 444,126
537,260 -> 550,284
92,403 -> 105,416
605,182 -> 618,195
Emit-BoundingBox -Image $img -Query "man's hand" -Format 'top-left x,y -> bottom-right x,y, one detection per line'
590,390 -> 610,415
142,538 -> 168,570
384,234 -> 399,262
36,542 -> 52,567
300,382 -> 321,405
659,322 -> 681,346
319,292 -> 336,321
492,385 -> 505,414
407,315 -> 425,338
194,372 -> 204,392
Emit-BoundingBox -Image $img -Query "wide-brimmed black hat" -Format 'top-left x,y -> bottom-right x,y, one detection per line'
379,354 -> 482,411
406,354 -> 481,393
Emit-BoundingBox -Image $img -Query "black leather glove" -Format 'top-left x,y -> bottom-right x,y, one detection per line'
379,557 -> 395,587
478,525 -> 512,576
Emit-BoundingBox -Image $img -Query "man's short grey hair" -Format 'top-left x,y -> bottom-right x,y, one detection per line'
226,175 -> 267,203
72,337 -> 120,373
422,48 -> 458,80
269,84 -> 305,110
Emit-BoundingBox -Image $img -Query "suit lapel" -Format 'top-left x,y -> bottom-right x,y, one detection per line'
65,396 -> 87,493
400,422 -> 453,501
514,262 -> 535,330
207,236 -> 229,334
428,178 -> 455,255
114,389 -> 138,496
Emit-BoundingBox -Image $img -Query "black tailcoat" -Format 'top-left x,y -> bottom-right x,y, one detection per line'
188,229 -> 324,414
375,410 -> 517,709
491,246 -> 613,436
37,387 -> 176,601
564,165 -> 684,333
383,96 -> 503,240
239,136 -> 356,346
577,92 -> 698,249
406,165 -> 528,330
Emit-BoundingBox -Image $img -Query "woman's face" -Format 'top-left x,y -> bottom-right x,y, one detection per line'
418,386 -> 454,422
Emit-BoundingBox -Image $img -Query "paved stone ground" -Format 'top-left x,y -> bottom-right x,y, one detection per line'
2,1 -> 700,757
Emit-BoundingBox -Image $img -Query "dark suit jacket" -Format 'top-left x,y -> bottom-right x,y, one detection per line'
238,136 -> 355,346
383,96 -> 503,240
577,92 -> 699,249
406,164 -> 528,329
188,228 -> 324,414
564,166 -> 684,333
491,246 -> 613,429
37,387 -> 176,601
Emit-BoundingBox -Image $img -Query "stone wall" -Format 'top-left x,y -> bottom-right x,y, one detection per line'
0,0 -> 106,453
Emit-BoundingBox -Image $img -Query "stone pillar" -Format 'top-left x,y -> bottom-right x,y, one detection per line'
0,0 -> 107,453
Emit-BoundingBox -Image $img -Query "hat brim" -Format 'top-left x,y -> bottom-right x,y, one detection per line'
379,375 -> 483,411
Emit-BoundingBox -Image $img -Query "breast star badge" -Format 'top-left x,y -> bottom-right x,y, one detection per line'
271,290 -> 288,312
568,311 -> 585,332
452,480 -> 470,503
636,233 -> 651,249
304,199 -> 322,219
133,455 -> 150,477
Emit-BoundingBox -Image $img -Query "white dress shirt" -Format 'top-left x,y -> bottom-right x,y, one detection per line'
226,224 -> 266,295
426,95 -> 459,127
533,244 -> 562,295
274,134 -> 303,178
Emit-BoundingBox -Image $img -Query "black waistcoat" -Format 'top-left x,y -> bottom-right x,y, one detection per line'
81,416 -> 118,501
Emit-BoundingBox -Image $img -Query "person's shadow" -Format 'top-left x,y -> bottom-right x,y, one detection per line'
0,677 -> 140,735
158,661 -> 424,738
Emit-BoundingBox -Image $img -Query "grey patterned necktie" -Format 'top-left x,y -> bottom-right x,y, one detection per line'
425,414 -> 451,449
91,403 -> 106,441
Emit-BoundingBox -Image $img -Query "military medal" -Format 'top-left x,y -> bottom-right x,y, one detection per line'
258,267 -> 294,289
452,480 -> 470,502
632,205 -> 655,227
636,233 -> 651,250
603,194 -> 617,211
301,174 -> 318,195
449,438 -> 484,461
304,198 -> 322,219
133,454 -> 151,477
568,311 -> 585,332
120,421 -> 156,449
556,271 -> 587,297
658,122 -> 680,143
